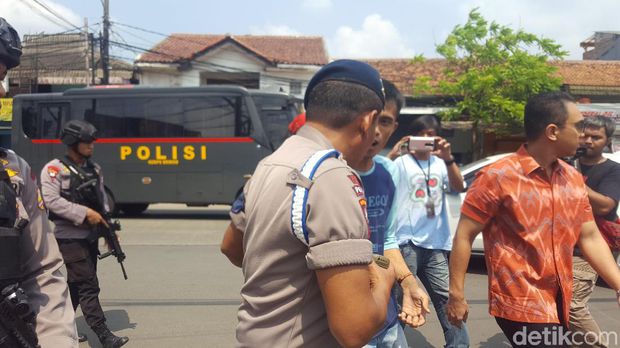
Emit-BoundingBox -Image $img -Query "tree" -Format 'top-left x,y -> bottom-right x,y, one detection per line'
414,9 -> 567,134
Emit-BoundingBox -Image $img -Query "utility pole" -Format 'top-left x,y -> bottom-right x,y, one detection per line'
90,33 -> 96,85
84,17 -> 90,86
101,0 -> 110,85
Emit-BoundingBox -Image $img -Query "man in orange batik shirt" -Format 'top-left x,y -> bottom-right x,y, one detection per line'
446,92 -> 620,348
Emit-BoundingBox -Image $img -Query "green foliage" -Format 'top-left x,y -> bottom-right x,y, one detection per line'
425,8 -> 567,131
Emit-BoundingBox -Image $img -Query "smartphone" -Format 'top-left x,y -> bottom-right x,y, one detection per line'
407,136 -> 437,152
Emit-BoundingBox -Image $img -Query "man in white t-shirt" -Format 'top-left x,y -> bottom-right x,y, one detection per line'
388,115 -> 469,347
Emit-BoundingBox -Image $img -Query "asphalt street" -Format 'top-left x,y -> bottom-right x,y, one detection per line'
75,204 -> 620,348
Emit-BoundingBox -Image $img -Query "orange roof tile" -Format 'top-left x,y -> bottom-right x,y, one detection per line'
365,59 -> 620,95
137,34 -> 328,66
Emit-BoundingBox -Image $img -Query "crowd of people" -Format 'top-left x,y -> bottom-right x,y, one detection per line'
222,59 -> 620,348
2,13 -> 620,348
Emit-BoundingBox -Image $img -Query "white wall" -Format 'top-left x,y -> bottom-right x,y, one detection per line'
137,42 -> 320,95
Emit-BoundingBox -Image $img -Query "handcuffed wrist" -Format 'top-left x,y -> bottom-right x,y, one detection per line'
397,272 -> 413,284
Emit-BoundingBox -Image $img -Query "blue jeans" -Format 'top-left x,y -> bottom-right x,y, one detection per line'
364,321 -> 408,348
399,242 -> 470,348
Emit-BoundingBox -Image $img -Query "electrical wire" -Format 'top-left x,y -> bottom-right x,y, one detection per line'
30,0 -> 82,31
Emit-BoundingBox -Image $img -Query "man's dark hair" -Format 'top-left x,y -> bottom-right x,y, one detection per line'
584,115 -> 615,140
524,91 -> 575,141
305,80 -> 383,129
383,79 -> 405,114
409,115 -> 441,135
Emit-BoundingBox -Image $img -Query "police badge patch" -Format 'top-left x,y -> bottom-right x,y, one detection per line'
47,166 -> 60,180
348,174 -> 365,197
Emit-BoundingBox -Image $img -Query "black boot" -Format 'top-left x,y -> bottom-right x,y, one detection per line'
93,325 -> 129,348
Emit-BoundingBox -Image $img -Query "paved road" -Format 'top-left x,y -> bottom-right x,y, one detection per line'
76,204 -> 620,348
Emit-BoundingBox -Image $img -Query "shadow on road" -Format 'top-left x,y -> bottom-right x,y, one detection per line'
404,326 -> 434,348
479,332 -> 510,347
77,309 -> 136,347
120,208 -> 231,220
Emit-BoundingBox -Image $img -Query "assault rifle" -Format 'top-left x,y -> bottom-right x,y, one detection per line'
0,284 -> 39,348
97,216 -> 128,280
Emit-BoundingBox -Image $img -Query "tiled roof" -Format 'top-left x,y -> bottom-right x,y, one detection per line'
137,34 -> 328,66
553,60 -> 620,87
364,58 -> 620,95
363,58 -> 448,95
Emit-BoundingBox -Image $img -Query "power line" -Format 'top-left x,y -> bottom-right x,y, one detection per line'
111,21 -> 169,39
30,0 -> 82,31
17,0 -> 74,31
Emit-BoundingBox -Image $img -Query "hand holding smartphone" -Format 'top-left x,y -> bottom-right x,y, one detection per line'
406,136 -> 437,152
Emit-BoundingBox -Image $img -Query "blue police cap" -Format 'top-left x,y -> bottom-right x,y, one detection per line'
304,59 -> 385,108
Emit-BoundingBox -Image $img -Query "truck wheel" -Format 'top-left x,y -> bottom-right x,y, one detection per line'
119,203 -> 149,216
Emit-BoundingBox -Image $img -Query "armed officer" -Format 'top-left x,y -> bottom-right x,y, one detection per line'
0,17 -> 78,347
40,120 -> 129,348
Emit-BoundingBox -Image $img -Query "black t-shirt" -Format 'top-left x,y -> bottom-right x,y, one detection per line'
580,159 -> 620,221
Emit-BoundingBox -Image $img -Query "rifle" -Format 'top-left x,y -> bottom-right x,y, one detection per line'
64,160 -> 129,280
0,284 -> 40,348
97,216 -> 128,280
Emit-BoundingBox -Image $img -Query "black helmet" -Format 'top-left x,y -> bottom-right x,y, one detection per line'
60,120 -> 98,146
0,18 -> 21,69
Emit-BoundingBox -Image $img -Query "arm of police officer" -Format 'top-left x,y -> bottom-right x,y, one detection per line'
17,156 -> 78,346
40,161 -> 105,227
221,223 -> 244,267
222,191 -> 246,267
306,168 -> 395,348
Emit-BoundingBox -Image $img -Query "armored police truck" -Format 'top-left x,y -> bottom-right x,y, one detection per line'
12,85 -> 300,215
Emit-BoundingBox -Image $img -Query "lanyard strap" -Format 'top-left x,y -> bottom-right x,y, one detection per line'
411,155 -> 432,197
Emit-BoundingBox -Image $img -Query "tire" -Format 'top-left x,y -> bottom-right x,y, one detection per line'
119,203 -> 149,216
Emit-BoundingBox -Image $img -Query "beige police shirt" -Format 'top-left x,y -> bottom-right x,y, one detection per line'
1,149 -> 78,347
40,158 -> 108,239
230,125 -> 373,347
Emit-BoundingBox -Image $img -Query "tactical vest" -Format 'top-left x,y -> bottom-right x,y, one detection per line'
49,158 -> 103,222
0,149 -> 24,289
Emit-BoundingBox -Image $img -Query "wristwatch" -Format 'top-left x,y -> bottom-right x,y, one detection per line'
444,157 -> 455,166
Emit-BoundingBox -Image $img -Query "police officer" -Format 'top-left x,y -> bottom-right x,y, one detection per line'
221,60 -> 398,347
40,120 -> 129,348
0,17 -> 78,347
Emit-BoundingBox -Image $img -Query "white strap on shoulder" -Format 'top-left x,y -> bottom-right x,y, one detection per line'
290,149 -> 340,245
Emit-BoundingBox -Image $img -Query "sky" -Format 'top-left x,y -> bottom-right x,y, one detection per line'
3,0 -> 620,61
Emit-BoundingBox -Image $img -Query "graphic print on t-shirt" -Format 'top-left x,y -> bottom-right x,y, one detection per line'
409,173 -> 443,207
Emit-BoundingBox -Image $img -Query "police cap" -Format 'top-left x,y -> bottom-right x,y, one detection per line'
0,18 -> 21,69
60,120 -> 98,146
303,59 -> 385,108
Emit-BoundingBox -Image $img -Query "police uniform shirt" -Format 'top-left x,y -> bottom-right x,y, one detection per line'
40,158 -> 108,239
1,149 -> 78,347
230,125 -> 373,348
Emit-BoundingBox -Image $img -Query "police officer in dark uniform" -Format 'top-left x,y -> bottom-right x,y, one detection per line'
0,17 -> 79,347
40,120 -> 129,348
